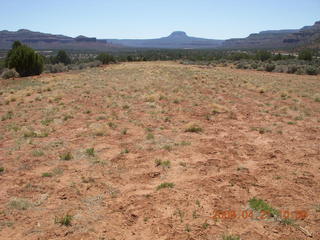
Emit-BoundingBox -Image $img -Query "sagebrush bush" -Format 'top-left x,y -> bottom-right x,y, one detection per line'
305,66 -> 318,75
265,64 -> 275,72
46,63 -> 67,73
87,60 -> 102,68
287,65 -> 298,74
6,43 -> 43,77
1,68 -> 19,79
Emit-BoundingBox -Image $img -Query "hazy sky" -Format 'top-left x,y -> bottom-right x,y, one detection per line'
1,0 -> 319,39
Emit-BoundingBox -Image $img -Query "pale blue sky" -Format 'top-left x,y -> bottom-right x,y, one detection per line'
0,0 -> 319,39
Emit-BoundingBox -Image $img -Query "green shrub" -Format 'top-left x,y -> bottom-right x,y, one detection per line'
55,214 -> 73,226
265,64 -> 275,72
255,50 -> 272,61
305,66 -> 318,75
97,53 -> 115,64
298,49 -> 313,61
156,182 -> 175,190
287,65 -> 298,74
250,63 -> 258,69
86,148 -> 95,156
46,63 -> 67,73
222,235 -> 240,240
1,68 -> 19,79
55,50 -> 71,65
6,42 -> 44,77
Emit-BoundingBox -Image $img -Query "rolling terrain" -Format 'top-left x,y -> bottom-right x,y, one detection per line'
0,62 -> 320,239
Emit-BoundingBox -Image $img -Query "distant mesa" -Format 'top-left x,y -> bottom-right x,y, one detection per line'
168,31 -> 189,38
0,20 -> 319,50
75,35 -> 97,42
105,31 -> 224,49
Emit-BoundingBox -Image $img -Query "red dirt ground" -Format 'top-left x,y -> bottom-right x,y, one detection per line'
0,62 -> 319,240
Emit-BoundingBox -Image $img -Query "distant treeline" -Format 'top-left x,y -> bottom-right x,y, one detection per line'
1,43 -> 320,78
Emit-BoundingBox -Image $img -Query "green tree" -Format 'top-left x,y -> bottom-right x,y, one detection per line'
55,50 -> 71,65
6,43 -> 43,77
272,53 -> 283,61
255,50 -> 271,61
96,53 -> 115,64
298,49 -> 313,61
5,41 -> 22,67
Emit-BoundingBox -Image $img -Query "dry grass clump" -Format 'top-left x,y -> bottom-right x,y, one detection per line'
184,122 -> 203,133
143,93 -> 161,102
211,103 -> 229,114
89,123 -> 108,136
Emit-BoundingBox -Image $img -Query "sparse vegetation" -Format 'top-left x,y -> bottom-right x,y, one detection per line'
155,159 -> 171,168
0,60 -> 319,239
249,198 -> 279,217
1,68 -> 19,79
222,235 -> 240,240
55,214 -> 73,226
86,147 -> 95,156
184,123 -> 202,133
60,152 -> 73,161
156,182 -> 175,190
42,172 -> 53,177
9,198 -> 33,210
96,53 -> 115,64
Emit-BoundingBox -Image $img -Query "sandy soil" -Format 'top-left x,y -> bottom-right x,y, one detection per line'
0,62 -> 319,240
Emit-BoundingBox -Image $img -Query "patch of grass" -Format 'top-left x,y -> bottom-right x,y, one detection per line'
9,198 -> 33,210
121,148 -> 129,154
122,104 -> 130,109
180,141 -> 191,146
192,210 -> 199,219
202,221 -> 209,229
41,119 -> 53,126
251,127 -> 271,134
162,144 -> 173,151
184,123 -> 202,133
86,148 -> 95,157
55,214 -> 73,226
222,235 -> 240,240
42,172 -> 53,177
280,218 -> 296,226
63,114 -> 73,121
155,159 -> 171,168
22,129 -> 37,138
211,103 -> 228,114
174,209 -> 185,223
249,197 -> 279,217
60,152 -> 73,161
179,162 -> 187,167
287,121 -> 296,125
237,166 -> 249,172
108,122 -> 117,129
121,128 -> 128,135
146,132 -> 154,140
82,176 -> 95,183
1,111 -> 13,121
32,150 -> 44,157
0,167 -> 4,173
156,182 -> 175,190
185,224 -> 191,232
